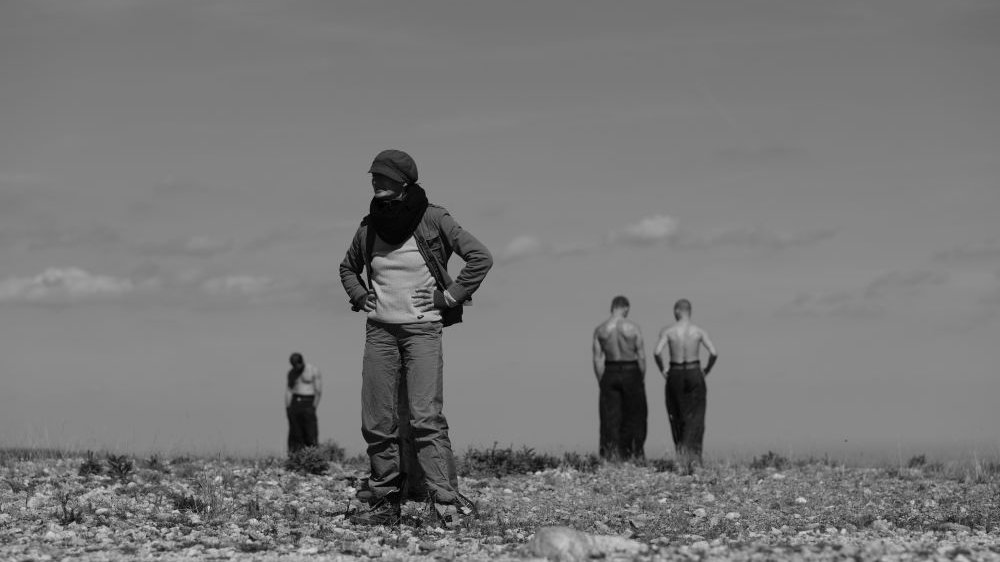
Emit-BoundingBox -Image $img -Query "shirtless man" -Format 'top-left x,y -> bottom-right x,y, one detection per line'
592,295 -> 647,460
285,352 -> 322,453
654,299 -> 717,471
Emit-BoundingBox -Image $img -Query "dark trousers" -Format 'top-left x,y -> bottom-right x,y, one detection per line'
286,394 -> 318,453
599,361 -> 648,460
665,363 -> 707,467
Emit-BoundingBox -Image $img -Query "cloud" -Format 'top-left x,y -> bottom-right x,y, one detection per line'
781,268 -> 951,317
677,226 -> 836,251
0,268 -> 135,304
861,270 -> 950,299
609,214 -> 680,246
499,236 -> 546,264
0,224 -> 123,251
137,236 -> 233,258
497,235 -> 599,265
605,214 -> 833,253
201,275 -> 274,296
932,239 -> 1000,263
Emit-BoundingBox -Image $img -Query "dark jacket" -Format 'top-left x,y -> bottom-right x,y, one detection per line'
339,203 -> 493,327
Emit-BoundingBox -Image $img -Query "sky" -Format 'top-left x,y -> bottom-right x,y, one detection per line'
1,0 -> 998,460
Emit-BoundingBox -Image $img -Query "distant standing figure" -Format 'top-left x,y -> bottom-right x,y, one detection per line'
592,295 -> 647,460
654,299 -> 717,471
285,353 -> 322,453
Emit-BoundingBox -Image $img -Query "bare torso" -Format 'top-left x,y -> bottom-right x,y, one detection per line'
291,364 -> 319,395
595,317 -> 642,362
664,321 -> 705,364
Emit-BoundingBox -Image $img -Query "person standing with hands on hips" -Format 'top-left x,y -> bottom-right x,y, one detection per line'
340,149 -> 493,527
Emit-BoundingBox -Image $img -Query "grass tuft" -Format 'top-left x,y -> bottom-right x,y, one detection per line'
78,451 -> 104,477
106,454 -> 134,481
284,446 -> 330,475
750,450 -> 789,471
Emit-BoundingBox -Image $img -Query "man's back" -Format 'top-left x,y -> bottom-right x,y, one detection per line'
595,318 -> 642,362
663,321 -> 708,364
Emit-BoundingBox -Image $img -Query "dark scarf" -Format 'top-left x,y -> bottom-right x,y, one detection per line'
287,365 -> 303,389
369,185 -> 429,245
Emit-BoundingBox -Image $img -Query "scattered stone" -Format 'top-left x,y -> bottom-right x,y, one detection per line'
527,526 -> 645,562
935,522 -> 972,534
725,512 -> 741,520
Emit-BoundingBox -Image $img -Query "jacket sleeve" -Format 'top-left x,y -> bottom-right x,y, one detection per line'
439,211 -> 493,304
339,224 -> 370,309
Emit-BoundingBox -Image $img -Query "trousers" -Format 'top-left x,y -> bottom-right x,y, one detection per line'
665,363 -> 707,467
598,361 -> 647,460
362,319 -> 458,503
286,394 -> 318,453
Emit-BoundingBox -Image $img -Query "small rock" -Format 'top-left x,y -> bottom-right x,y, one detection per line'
936,522 -> 972,534
528,526 -> 645,562
693,508 -> 707,518
690,540 -> 710,551
772,473 -> 786,480
725,512 -> 741,520
528,527 -> 590,562
795,497 -> 807,504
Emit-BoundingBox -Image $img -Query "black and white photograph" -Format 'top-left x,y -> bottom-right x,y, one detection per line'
1,1 -> 998,560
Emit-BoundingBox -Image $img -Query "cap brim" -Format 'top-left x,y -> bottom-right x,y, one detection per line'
369,163 -> 407,184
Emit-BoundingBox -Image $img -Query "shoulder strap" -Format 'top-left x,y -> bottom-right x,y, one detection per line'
364,224 -> 376,289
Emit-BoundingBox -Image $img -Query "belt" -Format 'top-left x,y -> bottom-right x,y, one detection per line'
605,360 -> 639,367
669,361 -> 700,369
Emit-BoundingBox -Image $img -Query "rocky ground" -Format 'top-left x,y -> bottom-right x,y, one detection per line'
1,449 -> 998,561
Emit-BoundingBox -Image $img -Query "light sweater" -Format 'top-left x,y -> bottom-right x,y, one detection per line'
369,235 -> 442,324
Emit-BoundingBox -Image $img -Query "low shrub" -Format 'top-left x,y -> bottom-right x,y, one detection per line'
317,440 -> 346,463
143,454 -> 171,474
106,454 -> 134,481
284,446 -> 330,475
78,451 -> 103,477
750,451 -> 789,471
459,444 -> 600,477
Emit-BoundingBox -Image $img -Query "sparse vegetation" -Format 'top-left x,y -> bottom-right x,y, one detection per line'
284,446 -> 330,475
317,440 -> 346,463
750,450 -> 789,471
105,454 -> 134,481
459,443 -> 601,477
0,447 -> 997,560
77,451 -> 103,476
